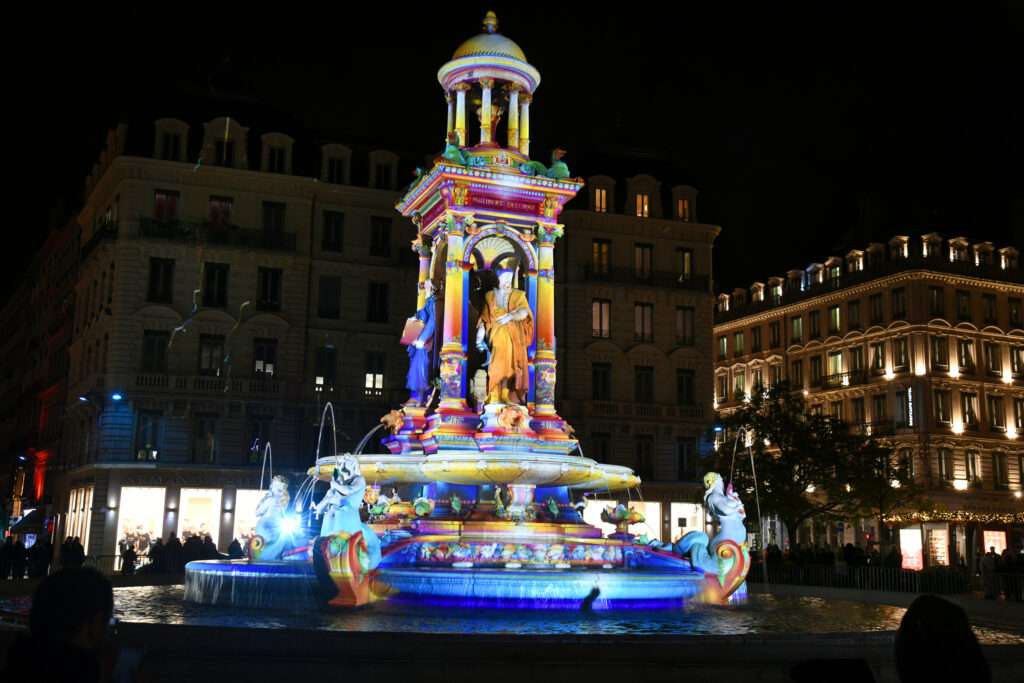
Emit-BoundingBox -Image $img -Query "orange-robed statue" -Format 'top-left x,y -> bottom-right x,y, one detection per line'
475,267 -> 534,405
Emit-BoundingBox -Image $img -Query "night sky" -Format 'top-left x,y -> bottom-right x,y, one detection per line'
10,3 -> 1022,300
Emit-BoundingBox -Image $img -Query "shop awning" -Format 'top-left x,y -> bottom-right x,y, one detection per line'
9,507 -> 44,534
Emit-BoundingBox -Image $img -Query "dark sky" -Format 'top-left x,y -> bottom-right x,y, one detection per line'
10,3 -> 1023,299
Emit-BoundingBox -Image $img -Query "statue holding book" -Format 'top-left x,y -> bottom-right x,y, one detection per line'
475,262 -> 533,405
403,279 -> 437,406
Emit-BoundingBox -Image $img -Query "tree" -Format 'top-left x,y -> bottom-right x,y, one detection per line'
714,382 -> 857,549
839,438 -> 931,553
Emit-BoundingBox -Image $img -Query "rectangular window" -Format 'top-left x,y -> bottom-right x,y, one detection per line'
934,389 -> 952,424
896,390 -> 912,427
931,336 -> 949,370
262,201 -> 286,236
267,146 -> 286,173
809,311 -> 820,339
160,132 -> 181,161
368,282 -> 389,323
677,369 -> 695,405
938,448 -> 954,482
717,374 -> 728,403
956,290 -> 971,322
635,435 -> 655,480
327,157 -> 346,184
790,316 -> 803,343
634,303 -> 653,342
635,366 -> 654,403
966,450 -> 981,482
635,193 -> 649,218
929,286 -> 945,317
790,359 -> 803,386
1015,397 -> 1024,430
983,294 -> 997,324
208,195 -> 233,227
827,350 -> 843,379
590,432 -> 611,462
591,239 -> 611,275
830,401 -> 843,420
958,339 -> 976,373
751,327 -> 762,352
315,346 -> 337,388
961,393 -> 979,427
147,257 -> 175,303
900,447 -> 915,481
770,364 -> 782,387
718,336 -> 727,360
677,198 -> 691,221
810,355 -> 823,386
891,288 -> 907,319
852,397 -> 865,424
594,187 -> 607,213
893,338 -> 909,371
322,211 -> 344,252
753,367 -> 764,392
634,244 -> 653,279
769,284 -> 782,304
848,300 -> 861,330
202,262 -> 229,308
253,338 -> 277,377
677,248 -> 694,279
364,352 -> 385,397
141,331 -> 169,373
988,395 -> 1005,430
154,190 -> 179,223
734,331 -> 745,356
984,342 -> 1002,375
135,411 -> 161,461
1010,298 -> 1022,327
994,453 -> 1009,489
257,267 -> 282,310
677,437 -> 697,480
370,217 -> 392,257
828,305 -> 841,334
592,299 -> 611,338
873,393 -> 888,421
198,335 -> 225,377
192,415 -> 218,463
1012,346 -> 1023,375
676,307 -> 694,345
734,368 -> 746,398
769,322 -> 780,348
215,139 -> 234,167
592,363 -> 611,401
317,276 -> 341,319
849,345 -> 865,373
248,417 -> 273,462
871,342 -> 886,373
870,294 -> 883,324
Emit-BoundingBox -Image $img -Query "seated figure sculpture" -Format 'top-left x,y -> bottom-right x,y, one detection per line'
251,475 -> 292,560
475,263 -> 533,405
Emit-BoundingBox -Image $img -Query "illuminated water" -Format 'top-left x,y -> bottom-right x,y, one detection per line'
3,585 -> 1020,644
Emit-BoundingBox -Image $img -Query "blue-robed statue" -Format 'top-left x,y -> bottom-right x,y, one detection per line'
405,279 -> 437,406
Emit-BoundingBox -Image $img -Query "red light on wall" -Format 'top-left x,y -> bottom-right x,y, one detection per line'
33,450 -> 50,501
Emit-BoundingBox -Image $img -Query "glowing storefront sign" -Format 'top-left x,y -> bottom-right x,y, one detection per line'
117,487 -> 166,556
983,530 -> 1007,555
900,528 -> 923,570
177,488 -> 222,547
926,526 -> 949,566
232,489 -> 263,548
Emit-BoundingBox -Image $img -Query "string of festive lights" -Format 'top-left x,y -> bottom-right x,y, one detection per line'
884,510 -> 1024,524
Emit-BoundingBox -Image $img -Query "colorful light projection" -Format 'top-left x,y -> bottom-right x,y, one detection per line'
117,486 -> 166,556
177,488 -> 222,546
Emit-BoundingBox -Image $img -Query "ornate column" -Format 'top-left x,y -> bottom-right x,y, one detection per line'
438,212 -> 471,408
454,84 -> 470,146
519,94 -> 531,157
413,228 -> 431,309
479,79 -> 494,145
506,86 -> 520,150
533,222 -> 564,418
445,93 -> 454,138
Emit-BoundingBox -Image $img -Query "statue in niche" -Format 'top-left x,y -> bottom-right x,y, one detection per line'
403,279 -> 437,406
475,261 -> 533,404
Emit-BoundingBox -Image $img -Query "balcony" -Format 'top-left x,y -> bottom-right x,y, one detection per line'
818,370 -> 867,389
583,265 -> 710,292
136,218 -> 297,252
133,374 -> 282,396
860,420 -> 896,436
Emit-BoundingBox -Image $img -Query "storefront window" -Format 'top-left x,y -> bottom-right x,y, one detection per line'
670,502 -> 704,544
582,499 -> 661,540
117,486 -> 166,557
900,528 -> 923,570
231,489 -> 263,548
983,530 -> 1007,555
65,486 -> 94,554
177,488 -> 222,547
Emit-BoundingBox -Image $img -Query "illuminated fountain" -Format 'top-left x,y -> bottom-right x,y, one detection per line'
185,11 -> 749,610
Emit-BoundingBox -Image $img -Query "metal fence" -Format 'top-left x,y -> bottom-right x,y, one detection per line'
82,554 -> 153,576
748,563 -> 970,594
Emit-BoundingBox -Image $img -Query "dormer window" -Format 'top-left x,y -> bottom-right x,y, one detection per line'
1002,250 -> 1019,270
215,139 -> 235,167
374,163 -> 393,189
267,147 -> 287,173
677,198 -> 691,221
594,187 -> 608,213
154,119 -> 188,162
635,193 -> 649,218
160,132 -> 181,161
770,284 -> 782,304
327,158 -> 347,184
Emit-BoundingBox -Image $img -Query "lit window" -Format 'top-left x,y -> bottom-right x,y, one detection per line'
677,197 -> 690,221
594,187 -> 607,213
592,299 -> 611,338
364,352 -> 386,397
635,193 -> 649,218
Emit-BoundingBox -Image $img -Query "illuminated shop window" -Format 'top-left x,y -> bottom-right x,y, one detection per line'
117,486 -> 166,557
178,488 -> 222,547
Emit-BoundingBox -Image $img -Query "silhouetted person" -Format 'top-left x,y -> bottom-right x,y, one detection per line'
27,535 -> 52,578
0,538 -> 12,579
182,535 -> 203,566
227,538 -> 244,559
895,595 -> 990,683
201,535 -> 222,560
10,538 -> 27,579
981,547 -> 998,599
120,546 -> 136,575
1,567 -> 115,682
148,538 -> 165,572
165,536 -> 183,573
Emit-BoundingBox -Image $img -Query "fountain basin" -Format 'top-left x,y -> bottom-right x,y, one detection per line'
184,560 -> 321,610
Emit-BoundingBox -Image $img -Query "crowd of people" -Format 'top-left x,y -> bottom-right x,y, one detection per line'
123,534 -> 246,574
760,542 -> 903,569
979,545 -> 1024,601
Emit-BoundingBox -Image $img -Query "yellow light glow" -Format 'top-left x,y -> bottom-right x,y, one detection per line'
805,485 -> 816,493
1003,369 -> 1013,384
1007,426 -> 1018,440
1015,491 -> 1022,499
952,421 -> 964,435
884,369 -> 895,381
953,479 -> 969,491
949,365 -> 960,379
915,362 -> 927,376
890,480 -> 902,489
803,389 -> 809,397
